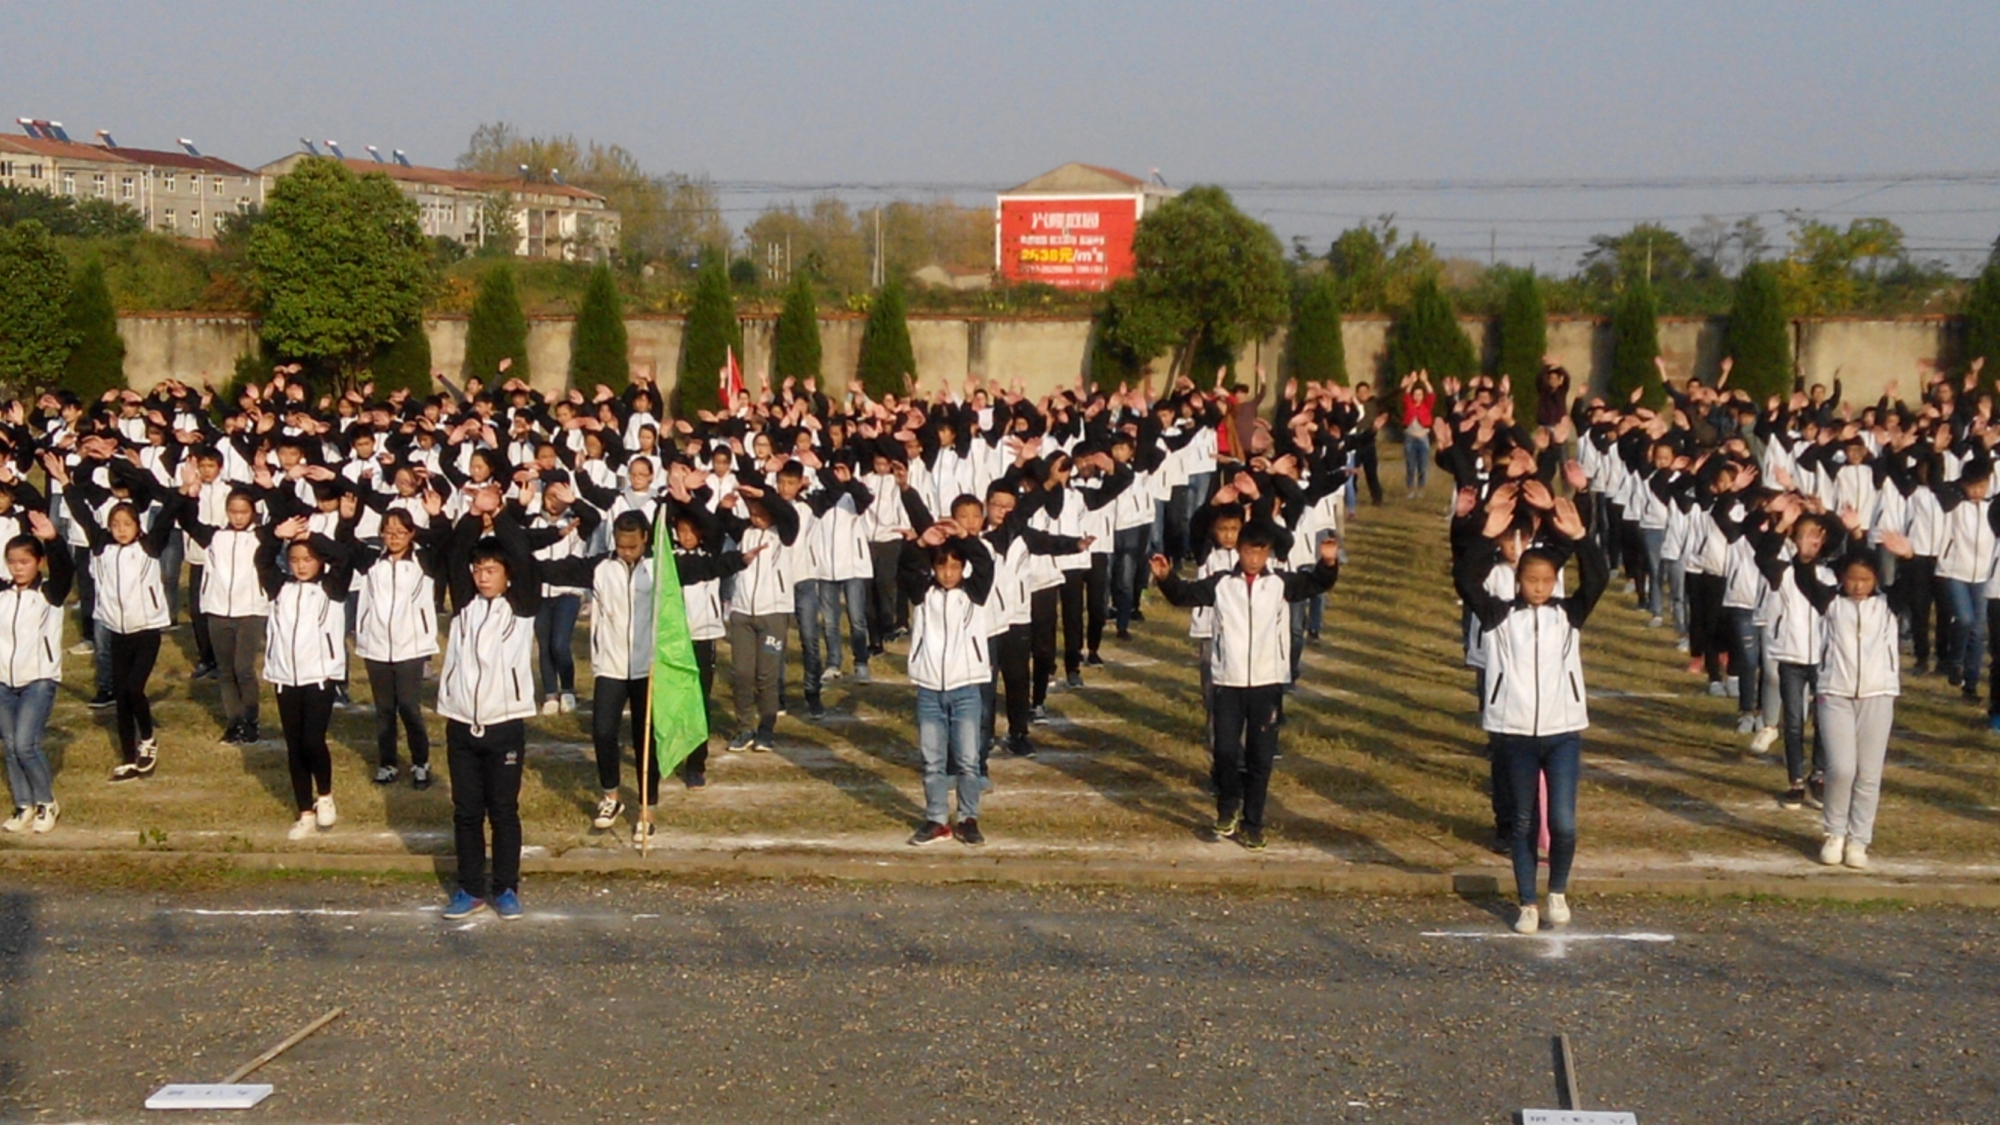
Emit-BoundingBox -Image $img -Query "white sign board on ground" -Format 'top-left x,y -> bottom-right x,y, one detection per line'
1520,1111 -> 1637,1125
145,1083 -> 275,1110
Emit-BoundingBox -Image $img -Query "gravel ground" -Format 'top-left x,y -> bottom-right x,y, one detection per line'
0,878 -> 1993,1124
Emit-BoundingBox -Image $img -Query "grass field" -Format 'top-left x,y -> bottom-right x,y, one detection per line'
6,450 -> 1999,880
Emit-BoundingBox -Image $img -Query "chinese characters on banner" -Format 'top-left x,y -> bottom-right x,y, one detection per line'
997,196 -> 1141,291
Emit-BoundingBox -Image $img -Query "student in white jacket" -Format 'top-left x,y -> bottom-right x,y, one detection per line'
436,491 -> 543,921
1454,498 -> 1608,935
345,494 -> 449,788
0,514 -> 71,834
47,452 -> 177,781
1795,534 -> 1913,871
1153,522 -> 1341,852
899,521 -> 997,847
256,516 -> 353,841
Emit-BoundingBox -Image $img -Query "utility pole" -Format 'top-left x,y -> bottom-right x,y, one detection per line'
873,207 -> 883,289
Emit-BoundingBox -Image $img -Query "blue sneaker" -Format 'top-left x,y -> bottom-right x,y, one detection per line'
493,889 -> 524,920
442,889 -> 486,920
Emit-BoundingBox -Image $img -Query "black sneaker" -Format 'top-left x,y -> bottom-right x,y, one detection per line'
806,697 -> 827,719
1806,773 -> 1825,809
219,720 -> 242,745
238,722 -> 260,744
953,817 -> 985,846
1115,628 -> 1131,641
1211,810 -> 1241,841
88,691 -> 115,710
1780,786 -> 1806,810
373,765 -> 399,786
684,770 -> 707,790
727,731 -> 755,753
1487,830 -> 1511,856
1239,827 -> 1267,851
134,739 -> 158,776
908,821 -> 952,846
411,763 -> 433,790
191,662 -> 217,681
1084,652 -> 1104,667
1008,736 -> 1035,758
1129,610 -> 1146,624
1030,705 -> 1049,724
1065,672 -> 1084,689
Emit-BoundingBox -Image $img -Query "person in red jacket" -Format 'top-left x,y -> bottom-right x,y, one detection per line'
1400,371 -> 1437,498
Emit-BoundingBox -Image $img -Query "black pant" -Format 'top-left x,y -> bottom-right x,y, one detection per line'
1355,442 -> 1383,504
187,564 -> 215,666
276,681 -> 334,812
692,639 -> 716,773
985,623 -> 1032,749
1686,572 -> 1727,678
447,719 -> 526,898
593,675 -> 667,806
1898,555 -> 1939,664
108,628 -> 161,762
868,540 -> 904,644
1030,586 -> 1059,705
366,658 -> 429,768
1084,555 -> 1109,656
1059,569 -> 1086,675
1214,684 -> 1284,831
1488,735 -> 1515,838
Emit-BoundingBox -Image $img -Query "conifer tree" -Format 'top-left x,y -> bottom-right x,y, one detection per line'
1495,270 -> 1546,419
1287,271 -> 1347,385
61,258 -> 126,398
678,254 -> 741,414
1725,261 -> 1792,403
855,280 -> 916,399
569,263 -> 630,392
463,264 -> 530,382
771,271 -> 822,384
1609,279 -> 1665,408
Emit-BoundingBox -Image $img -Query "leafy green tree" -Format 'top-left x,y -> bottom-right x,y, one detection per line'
1495,269 -> 1547,418
463,264 -> 530,382
1609,280 -> 1665,408
474,190 -> 519,257
569,263 -> 629,392
1327,216 -> 1440,313
855,280 -> 916,399
1286,271 -> 1347,385
370,319 -> 433,396
1126,186 -> 1288,386
1963,256 -> 2000,390
61,258 -> 126,398
1384,275 -> 1476,408
677,255 -> 741,414
0,185 -> 144,237
1725,262 -> 1791,403
0,221 -> 77,389
771,271 -> 822,383
1089,277 -> 1179,391
247,159 -> 429,381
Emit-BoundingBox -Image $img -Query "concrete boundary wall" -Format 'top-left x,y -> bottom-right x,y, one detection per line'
115,312 -> 1959,409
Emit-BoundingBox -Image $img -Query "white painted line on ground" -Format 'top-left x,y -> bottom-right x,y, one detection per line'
165,908 -> 367,917
1421,930 -> 1676,961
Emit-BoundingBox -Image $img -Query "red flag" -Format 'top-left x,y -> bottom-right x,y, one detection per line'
722,346 -> 744,408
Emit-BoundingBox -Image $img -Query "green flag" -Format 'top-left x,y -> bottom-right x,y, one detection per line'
649,508 -> 709,779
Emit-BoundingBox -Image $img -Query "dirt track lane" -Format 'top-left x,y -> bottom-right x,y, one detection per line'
1,880 -> 1993,1123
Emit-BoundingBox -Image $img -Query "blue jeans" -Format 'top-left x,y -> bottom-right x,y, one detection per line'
917,685 -> 983,823
1639,526 -> 1667,619
0,679 -> 56,808
796,578 -> 870,696
1496,731 -> 1581,905
1725,606 -> 1762,713
534,593 -> 581,697
1403,433 -> 1431,492
1662,557 -> 1688,638
1111,525 -> 1151,632
1942,579 -> 1985,688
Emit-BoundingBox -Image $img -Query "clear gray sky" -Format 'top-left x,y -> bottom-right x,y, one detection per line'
10,0 -> 2000,271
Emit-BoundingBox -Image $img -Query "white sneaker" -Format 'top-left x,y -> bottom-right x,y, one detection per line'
1735,712 -> 1758,735
1513,904 -> 1540,934
1843,839 -> 1869,870
1675,638 -> 1691,653
559,693 -> 577,714
1724,676 -> 1740,698
1545,893 -> 1571,926
67,640 -> 94,656
1819,835 -> 1846,866
821,666 -> 843,683
592,794 -> 623,831
287,812 -> 317,841
0,807 -> 27,832
541,697 -> 561,716
314,795 -> 337,829
1749,726 -> 1780,755
30,801 -> 58,834
1707,681 -> 1728,697
1648,615 -> 1664,629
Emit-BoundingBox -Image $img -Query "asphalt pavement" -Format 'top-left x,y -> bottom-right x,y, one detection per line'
0,878 -> 1993,1124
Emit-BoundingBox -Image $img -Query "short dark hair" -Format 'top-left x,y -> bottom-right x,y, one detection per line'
949,493 -> 982,516
468,537 -> 513,578
1237,522 -> 1278,549
612,510 -> 652,540
5,534 -> 43,561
